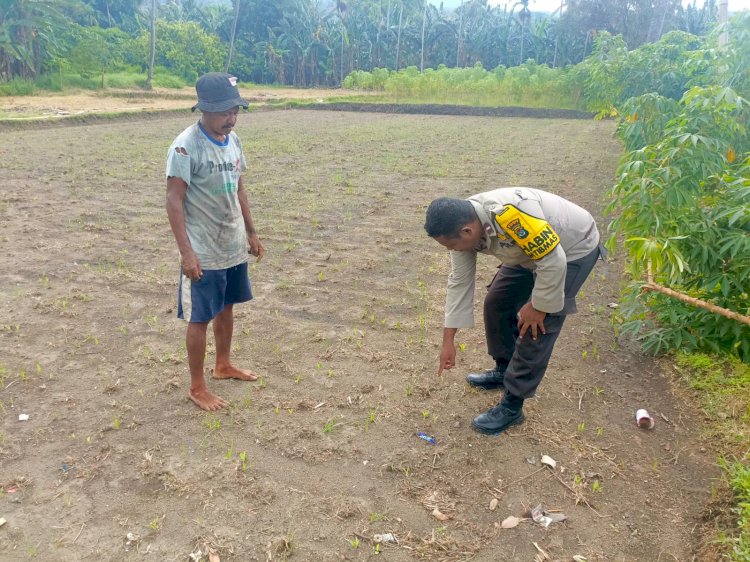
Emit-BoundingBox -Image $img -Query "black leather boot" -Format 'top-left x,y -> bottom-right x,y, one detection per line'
466,365 -> 506,390
472,392 -> 525,435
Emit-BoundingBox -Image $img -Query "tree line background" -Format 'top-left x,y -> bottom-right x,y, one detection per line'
0,0 -> 722,88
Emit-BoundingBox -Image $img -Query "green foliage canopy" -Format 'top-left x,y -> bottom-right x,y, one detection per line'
127,20 -> 226,83
1,0 -> 723,87
596,13 -> 750,361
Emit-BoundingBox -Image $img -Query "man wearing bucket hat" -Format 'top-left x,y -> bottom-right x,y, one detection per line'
166,72 -> 265,411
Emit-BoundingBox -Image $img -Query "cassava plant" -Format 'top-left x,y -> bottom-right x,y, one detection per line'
607,86 -> 750,360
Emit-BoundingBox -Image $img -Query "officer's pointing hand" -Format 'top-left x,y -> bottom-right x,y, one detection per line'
437,343 -> 456,376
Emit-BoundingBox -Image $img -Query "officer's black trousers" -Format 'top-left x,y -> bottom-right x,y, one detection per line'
483,246 -> 602,399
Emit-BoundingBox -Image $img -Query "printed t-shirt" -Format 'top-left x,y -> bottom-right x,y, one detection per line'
166,122 -> 248,270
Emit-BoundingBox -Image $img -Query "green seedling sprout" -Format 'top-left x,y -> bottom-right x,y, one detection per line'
323,418 -> 337,433
369,512 -> 384,523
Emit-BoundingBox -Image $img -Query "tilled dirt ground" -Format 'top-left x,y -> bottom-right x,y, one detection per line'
0,101 -> 718,561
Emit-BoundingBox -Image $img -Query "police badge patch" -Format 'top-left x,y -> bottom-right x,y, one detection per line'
493,204 -> 561,259
505,218 -> 529,239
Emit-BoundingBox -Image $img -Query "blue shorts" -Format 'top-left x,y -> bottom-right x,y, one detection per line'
177,262 -> 252,323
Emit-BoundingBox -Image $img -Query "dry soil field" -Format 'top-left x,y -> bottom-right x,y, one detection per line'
0,103 -> 719,561
0,87 -> 352,120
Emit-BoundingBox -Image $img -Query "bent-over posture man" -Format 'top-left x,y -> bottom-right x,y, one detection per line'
425,188 -> 603,434
166,72 -> 265,411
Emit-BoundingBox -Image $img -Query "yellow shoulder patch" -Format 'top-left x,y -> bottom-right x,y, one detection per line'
493,204 -> 561,259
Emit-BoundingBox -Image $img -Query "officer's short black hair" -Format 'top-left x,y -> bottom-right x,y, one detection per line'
424,197 -> 475,238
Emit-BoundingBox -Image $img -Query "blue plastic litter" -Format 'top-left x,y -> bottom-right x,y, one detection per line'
417,432 -> 436,445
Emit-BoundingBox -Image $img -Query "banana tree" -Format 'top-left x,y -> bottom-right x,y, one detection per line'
278,0 -> 331,85
0,0 -> 70,79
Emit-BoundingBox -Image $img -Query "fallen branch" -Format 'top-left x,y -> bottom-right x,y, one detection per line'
72,522 -> 85,544
494,466 -> 547,493
644,264 -> 750,327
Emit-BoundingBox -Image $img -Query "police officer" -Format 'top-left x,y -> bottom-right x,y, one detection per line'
424,188 -> 603,435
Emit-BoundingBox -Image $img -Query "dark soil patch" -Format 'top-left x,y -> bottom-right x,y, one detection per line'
302,102 -> 596,119
0,104 -> 595,133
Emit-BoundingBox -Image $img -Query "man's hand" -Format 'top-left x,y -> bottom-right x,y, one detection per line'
247,232 -> 265,262
181,249 -> 202,281
438,342 -> 456,375
438,327 -> 459,375
517,302 -> 546,341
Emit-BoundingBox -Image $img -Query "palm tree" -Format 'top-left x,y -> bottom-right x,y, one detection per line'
224,0 -> 240,72
0,0 -> 71,80
337,0 -> 347,83
420,2 -> 426,71
508,0 -> 531,64
395,0 -> 403,70
146,0 -> 156,89
456,0 -> 464,66
197,4 -> 232,36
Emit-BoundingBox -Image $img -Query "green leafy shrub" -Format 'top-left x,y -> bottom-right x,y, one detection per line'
674,352 -> 750,558
616,93 -> 680,150
123,20 -> 226,82
607,87 -> 750,360
0,78 -> 36,96
343,62 -> 581,109
690,12 -> 750,99
725,460 -> 750,560
577,30 -> 705,116
150,69 -> 189,89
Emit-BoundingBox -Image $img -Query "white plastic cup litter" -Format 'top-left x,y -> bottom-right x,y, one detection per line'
635,408 -> 654,429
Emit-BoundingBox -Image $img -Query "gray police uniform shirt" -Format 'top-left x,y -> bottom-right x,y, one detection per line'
445,188 -> 600,329
166,122 -> 248,270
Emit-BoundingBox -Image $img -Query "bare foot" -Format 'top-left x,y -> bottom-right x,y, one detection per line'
211,365 -> 259,381
189,387 -> 228,411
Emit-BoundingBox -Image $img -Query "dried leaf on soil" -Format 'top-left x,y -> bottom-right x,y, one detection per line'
500,515 -> 521,529
431,507 -> 451,521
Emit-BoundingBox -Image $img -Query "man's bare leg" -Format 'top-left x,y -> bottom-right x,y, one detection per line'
186,321 -> 227,410
212,304 -> 258,381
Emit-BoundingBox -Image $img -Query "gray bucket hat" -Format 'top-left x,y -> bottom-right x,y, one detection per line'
191,72 -> 249,112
